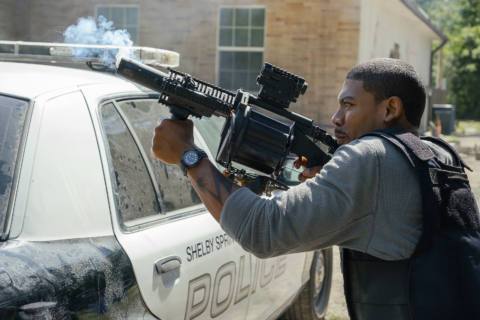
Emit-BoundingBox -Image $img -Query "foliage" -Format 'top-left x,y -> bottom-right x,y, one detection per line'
417,0 -> 480,119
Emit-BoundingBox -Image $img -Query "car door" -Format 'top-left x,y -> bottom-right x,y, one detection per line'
96,97 -> 253,320
193,116 -> 312,320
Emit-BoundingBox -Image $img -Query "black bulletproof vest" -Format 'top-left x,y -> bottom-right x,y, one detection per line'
342,130 -> 480,320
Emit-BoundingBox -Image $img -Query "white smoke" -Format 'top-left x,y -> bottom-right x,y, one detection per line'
63,16 -> 133,66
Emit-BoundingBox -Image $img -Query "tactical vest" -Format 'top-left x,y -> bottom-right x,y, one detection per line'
342,130 -> 480,320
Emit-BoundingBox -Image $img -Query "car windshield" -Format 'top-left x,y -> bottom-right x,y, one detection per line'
0,95 -> 29,234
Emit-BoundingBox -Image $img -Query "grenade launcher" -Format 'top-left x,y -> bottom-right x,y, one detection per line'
117,57 -> 338,189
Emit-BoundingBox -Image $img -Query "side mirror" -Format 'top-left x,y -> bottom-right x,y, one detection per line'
278,157 -> 301,186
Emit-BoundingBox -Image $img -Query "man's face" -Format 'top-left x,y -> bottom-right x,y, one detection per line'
331,79 -> 386,145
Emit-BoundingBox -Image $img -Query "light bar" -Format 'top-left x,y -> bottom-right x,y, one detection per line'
0,41 -> 180,68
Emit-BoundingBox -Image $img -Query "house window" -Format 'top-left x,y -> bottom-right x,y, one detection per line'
96,6 -> 139,43
218,7 -> 265,92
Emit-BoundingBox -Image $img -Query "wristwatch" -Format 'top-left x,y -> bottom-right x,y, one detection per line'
180,147 -> 208,175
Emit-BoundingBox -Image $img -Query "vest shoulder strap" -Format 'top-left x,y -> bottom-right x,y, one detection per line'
421,136 -> 471,170
361,129 -> 434,167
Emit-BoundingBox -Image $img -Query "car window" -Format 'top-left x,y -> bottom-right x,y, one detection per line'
116,99 -> 201,213
100,102 -> 161,225
102,99 -> 201,226
0,95 -> 29,233
278,156 -> 302,186
192,115 -> 225,155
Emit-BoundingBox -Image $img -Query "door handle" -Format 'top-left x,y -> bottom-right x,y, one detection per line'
154,256 -> 182,274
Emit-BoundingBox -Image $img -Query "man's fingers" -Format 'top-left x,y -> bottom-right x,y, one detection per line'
293,157 -> 322,182
297,165 -> 322,182
294,156 -> 308,169
152,119 -> 195,164
298,172 -> 306,183
293,159 -> 300,169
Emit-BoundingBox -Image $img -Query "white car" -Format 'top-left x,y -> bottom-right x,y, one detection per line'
0,46 -> 332,320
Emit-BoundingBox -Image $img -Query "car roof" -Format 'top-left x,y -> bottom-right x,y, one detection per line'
0,61 -> 138,99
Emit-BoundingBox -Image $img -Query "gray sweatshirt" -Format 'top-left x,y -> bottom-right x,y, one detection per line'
220,136 -> 453,261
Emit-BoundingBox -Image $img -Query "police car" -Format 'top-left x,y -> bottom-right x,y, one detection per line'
0,42 -> 332,319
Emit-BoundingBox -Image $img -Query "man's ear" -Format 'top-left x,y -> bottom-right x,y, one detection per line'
384,96 -> 404,123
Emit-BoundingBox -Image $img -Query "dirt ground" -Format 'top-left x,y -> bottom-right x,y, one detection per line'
325,246 -> 349,320
325,135 -> 480,320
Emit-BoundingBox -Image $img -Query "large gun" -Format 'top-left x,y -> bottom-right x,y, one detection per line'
117,57 -> 338,188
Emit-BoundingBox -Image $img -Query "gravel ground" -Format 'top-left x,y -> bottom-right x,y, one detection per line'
325,246 -> 349,320
325,135 -> 480,320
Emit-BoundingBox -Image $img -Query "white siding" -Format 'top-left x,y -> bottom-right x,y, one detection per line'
0,0 -> 16,40
358,0 -> 441,130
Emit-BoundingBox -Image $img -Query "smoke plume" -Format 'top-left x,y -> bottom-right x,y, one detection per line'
63,16 -> 133,66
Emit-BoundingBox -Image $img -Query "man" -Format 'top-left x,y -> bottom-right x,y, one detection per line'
152,58 -> 479,319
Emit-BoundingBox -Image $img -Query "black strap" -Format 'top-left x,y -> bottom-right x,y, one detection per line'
362,129 -> 435,167
421,136 -> 472,171
393,132 -> 435,161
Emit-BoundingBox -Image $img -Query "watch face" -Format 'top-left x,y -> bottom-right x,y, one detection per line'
183,150 -> 200,166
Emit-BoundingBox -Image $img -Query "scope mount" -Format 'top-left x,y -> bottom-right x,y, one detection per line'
257,63 -> 308,109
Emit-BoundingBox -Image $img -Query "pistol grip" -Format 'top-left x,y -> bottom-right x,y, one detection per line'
170,107 -> 189,120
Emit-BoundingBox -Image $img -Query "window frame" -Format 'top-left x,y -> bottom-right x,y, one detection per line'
0,94 -> 32,241
94,4 -> 140,44
97,96 -> 207,233
216,5 -> 267,91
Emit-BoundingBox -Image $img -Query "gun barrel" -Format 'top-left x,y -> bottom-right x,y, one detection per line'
117,57 -> 169,92
117,57 -> 233,119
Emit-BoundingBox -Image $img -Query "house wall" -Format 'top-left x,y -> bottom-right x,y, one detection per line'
358,0 -> 440,129
260,0 -> 361,124
0,0 -> 17,40
3,0 -> 442,127
9,0 -> 361,126
11,0 -> 135,42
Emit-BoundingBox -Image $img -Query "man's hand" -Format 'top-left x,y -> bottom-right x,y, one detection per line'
152,119 -> 195,164
294,156 -> 322,182
151,118 -> 239,222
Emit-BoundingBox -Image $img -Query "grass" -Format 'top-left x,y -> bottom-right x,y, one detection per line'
443,136 -> 460,144
456,120 -> 480,135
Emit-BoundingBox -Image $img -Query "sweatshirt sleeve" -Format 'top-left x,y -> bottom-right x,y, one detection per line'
219,139 -> 380,258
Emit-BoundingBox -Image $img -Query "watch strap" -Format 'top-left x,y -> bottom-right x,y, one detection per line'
180,148 -> 207,176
